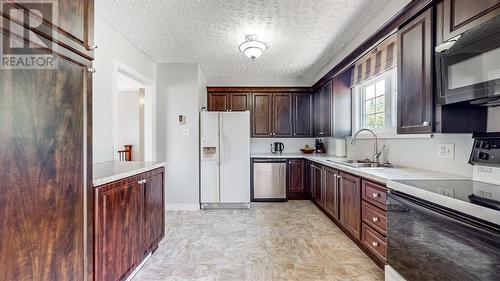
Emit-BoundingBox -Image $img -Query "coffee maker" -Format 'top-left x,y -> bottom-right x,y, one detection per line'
271,142 -> 284,154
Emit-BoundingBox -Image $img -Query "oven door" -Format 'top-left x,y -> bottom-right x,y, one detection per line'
436,15 -> 500,105
387,191 -> 500,281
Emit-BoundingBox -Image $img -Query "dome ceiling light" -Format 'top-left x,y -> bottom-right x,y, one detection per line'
239,34 -> 270,61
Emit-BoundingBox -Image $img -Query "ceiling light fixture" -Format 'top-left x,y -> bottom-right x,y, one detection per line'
239,34 -> 270,61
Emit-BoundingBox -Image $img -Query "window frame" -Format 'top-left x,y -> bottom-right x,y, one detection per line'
352,68 -> 397,136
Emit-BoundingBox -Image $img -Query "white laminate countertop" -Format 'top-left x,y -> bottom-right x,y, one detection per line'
93,161 -> 166,186
251,153 -> 468,184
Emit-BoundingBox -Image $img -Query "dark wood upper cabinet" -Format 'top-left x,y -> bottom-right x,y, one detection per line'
332,69 -> 353,137
252,93 -> 273,137
143,171 -> 165,255
2,0 -> 95,59
208,93 -> 229,111
397,8 -> 434,134
339,172 -> 361,240
229,93 -> 250,111
96,178 -> 143,281
324,167 -> 340,220
314,81 -> 332,137
293,93 -> 313,137
273,93 -> 293,137
442,0 -> 500,42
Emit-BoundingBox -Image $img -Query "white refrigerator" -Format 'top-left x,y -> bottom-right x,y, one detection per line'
200,111 -> 250,209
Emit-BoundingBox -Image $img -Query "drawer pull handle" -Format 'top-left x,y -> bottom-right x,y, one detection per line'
372,242 -> 379,247
372,193 -> 380,198
372,217 -> 379,222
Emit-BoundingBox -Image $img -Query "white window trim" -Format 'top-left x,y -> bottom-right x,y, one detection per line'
352,68 -> 432,139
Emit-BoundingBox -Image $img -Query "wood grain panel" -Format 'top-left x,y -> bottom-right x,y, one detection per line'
287,159 -> 305,194
397,8 -> 433,134
0,56 -> 89,281
443,0 -> 500,41
208,93 -> 228,111
272,93 -> 292,137
252,93 -> 272,137
339,172 -> 361,240
293,93 -> 313,137
324,167 -> 339,220
229,93 -> 249,111
96,178 -> 143,281
143,171 -> 165,254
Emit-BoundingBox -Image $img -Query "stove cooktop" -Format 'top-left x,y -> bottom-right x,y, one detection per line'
394,180 -> 500,211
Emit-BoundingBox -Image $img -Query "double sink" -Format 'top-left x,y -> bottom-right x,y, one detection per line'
325,158 -> 394,169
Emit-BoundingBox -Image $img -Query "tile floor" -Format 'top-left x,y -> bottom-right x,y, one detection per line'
133,201 -> 384,281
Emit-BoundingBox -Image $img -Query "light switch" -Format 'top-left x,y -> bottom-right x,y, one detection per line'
437,143 -> 455,159
182,128 -> 191,136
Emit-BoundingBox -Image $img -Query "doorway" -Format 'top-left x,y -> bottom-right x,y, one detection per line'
113,60 -> 156,161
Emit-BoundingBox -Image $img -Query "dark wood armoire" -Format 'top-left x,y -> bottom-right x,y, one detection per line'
0,1 -> 94,280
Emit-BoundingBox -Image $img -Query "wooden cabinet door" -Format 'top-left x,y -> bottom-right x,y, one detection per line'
208,93 -> 228,111
96,178 -> 143,281
272,93 -> 293,137
339,172 -> 361,240
143,170 -> 165,254
397,8 -> 434,134
311,164 -> 324,206
305,161 -> 312,197
443,0 -> 500,42
293,93 -> 313,137
314,81 -> 332,137
324,168 -> 339,220
332,69 -> 352,137
229,93 -> 249,111
0,54 -> 92,280
252,93 -> 273,137
3,0 -> 95,59
287,159 -> 305,196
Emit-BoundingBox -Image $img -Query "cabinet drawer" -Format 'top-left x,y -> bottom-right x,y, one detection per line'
362,223 -> 386,262
362,180 -> 387,210
362,201 -> 387,236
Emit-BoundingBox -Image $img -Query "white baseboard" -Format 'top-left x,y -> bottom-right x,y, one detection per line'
166,203 -> 200,211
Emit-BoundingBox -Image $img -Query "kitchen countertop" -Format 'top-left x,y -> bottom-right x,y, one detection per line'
93,161 -> 166,186
251,153 -> 467,184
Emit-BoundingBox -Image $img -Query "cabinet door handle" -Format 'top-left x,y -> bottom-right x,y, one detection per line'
143,179 -> 147,184
373,193 -> 380,198
137,180 -> 142,184
372,217 -> 379,222
422,121 -> 431,126
86,67 -> 96,73
87,44 -> 98,50
372,242 -> 379,247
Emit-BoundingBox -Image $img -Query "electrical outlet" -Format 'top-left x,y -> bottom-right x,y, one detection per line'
182,128 -> 191,136
437,143 -> 455,159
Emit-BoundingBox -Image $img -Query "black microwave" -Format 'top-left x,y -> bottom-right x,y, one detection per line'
436,14 -> 500,105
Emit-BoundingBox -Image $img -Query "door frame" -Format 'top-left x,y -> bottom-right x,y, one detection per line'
112,59 -> 157,161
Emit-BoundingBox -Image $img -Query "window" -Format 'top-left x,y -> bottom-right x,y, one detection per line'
353,68 -> 397,135
362,79 -> 386,129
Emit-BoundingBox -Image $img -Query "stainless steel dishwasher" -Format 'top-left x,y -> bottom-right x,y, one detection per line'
252,159 -> 287,201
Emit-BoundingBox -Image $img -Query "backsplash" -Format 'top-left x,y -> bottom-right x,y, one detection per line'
251,138 -> 317,154
326,134 -> 474,177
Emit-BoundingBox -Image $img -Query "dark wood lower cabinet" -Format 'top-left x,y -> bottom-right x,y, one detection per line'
311,164 -> 325,207
287,159 -> 307,199
324,167 -> 339,220
95,167 -> 165,281
339,172 -> 362,240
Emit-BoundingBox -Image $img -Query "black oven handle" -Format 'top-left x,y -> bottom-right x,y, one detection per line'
387,189 -> 500,234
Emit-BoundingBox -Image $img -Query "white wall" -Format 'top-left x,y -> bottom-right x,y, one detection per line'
251,138 -> 317,154
116,90 -> 141,160
93,15 -> 157,163
207,76 -> 310,87
488,107 -> 500,132
157,63 -> 206,209
324,134 -> 474,177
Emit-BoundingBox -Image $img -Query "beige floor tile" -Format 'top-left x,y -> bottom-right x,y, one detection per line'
133,201 -> 384,281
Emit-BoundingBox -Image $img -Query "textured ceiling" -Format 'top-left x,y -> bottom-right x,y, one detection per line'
96,0 -> 392,83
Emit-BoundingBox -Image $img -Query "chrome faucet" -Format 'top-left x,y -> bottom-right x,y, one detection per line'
351,128 -> 380,163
